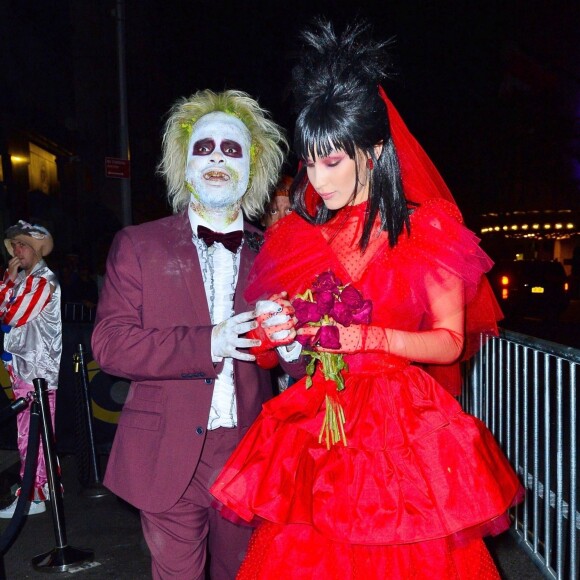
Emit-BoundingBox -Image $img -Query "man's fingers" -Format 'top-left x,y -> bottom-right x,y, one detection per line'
234,320 -> 259,335
232,310 -> 258,324
230,350 -> 256,362
236,337 -> 261,349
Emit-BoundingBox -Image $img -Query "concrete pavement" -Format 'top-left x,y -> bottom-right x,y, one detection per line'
0,453 -> 149,579
0,452 -> 544,579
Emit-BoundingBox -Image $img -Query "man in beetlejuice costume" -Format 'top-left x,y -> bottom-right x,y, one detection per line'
0,221 -> 61,518
92,89 -> 300,579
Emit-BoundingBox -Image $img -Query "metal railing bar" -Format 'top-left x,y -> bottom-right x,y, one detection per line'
543,356 -> 551,570
474,336 -> 482,418
555,358 -> 563,578
491,338 -> 497,430
518,472 -> 579,525
508,344 -> 525,529
505,340 -> 511,459
513,540 -> 556,580
499,328 -> 580,364
533,349 -> 540,554
521,345 -> 529,537
569,363 -> 577,579
496,338 -> 502,441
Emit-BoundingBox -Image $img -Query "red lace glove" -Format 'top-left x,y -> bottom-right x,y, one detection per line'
247,293 -> 297,369
297,323 -> 464,364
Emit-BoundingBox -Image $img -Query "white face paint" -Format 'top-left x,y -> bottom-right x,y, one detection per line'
185,112 -> 251,211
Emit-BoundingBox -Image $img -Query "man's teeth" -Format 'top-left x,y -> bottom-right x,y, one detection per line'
204,171 -> 230,180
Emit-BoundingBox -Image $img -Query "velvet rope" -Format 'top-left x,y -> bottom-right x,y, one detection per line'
0,398 -> 41,554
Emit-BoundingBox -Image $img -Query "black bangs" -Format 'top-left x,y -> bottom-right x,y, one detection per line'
294,106 -> 357,161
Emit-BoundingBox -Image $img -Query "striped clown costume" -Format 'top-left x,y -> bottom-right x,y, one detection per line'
0,221 -> 61,500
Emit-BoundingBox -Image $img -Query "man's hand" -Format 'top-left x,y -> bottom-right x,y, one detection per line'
7,257 -> 21,282
211,310 -> 261,362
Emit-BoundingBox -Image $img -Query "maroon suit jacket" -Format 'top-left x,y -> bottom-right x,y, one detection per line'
92,211 -> 292,513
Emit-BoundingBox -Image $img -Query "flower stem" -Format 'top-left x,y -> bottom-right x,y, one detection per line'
319,395 -> 347,449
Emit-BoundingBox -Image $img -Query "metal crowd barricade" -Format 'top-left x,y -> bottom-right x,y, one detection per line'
461,329 -> 579,580
63,303 -> 96,324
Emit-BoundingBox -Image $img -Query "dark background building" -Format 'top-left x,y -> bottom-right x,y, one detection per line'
1,0 -> 578,273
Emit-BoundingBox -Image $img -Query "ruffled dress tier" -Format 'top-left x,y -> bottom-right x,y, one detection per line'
211,199 -> 522,579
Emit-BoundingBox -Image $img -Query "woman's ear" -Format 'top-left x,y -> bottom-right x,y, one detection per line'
374,141 -> 384,160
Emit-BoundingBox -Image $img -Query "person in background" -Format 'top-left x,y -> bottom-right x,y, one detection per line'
211,20 -> 522,579
0,221 -> 61,518
91,89 -> 300,579
260,174 -> 293,229
259,173 -> 297,393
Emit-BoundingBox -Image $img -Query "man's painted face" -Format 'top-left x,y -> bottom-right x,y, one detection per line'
185,112 -> 251,210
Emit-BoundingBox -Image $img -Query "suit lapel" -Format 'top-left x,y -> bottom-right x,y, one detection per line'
234,226 -> 257,314
172,212 -> 212,325
233,228 -> 259,418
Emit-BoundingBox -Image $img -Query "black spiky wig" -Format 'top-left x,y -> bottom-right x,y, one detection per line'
290,18 -> 411,250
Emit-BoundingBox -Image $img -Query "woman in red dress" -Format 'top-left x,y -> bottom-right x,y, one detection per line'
212,19 -> 523,579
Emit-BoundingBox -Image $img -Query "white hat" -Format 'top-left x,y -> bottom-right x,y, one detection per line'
4,220 -> 54,258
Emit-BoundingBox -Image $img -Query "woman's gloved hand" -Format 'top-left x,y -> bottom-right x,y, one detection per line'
247,292 -> 297,368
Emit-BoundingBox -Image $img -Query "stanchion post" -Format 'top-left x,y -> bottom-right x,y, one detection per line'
73,344 -> 109,497
30,378 -> 94,572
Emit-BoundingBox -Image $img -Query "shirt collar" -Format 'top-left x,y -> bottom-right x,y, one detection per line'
188,205 -> 244,236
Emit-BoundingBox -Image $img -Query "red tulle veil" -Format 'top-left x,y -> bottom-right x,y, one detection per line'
381,86 -> 502,394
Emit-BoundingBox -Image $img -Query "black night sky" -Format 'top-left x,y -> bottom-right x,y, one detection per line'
1,0 -> 579,234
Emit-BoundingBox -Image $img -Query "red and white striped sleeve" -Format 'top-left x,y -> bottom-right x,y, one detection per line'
0,273 -> 16,313
1,275 -> 52,328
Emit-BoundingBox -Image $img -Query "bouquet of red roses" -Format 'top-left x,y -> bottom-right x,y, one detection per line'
292,271 -> 372,448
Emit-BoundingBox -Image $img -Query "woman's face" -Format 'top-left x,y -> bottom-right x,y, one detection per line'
305,147 -> 369,211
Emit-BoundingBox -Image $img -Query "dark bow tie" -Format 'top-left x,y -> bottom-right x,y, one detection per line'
197,225 -> 243,253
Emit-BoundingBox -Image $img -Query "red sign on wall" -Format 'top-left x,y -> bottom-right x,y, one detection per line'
105,157 -> 131,179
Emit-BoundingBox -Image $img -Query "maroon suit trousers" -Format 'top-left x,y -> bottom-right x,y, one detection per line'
140,427 -> 253,579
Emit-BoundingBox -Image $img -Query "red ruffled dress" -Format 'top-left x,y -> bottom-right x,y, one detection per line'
211,199 -> 523,579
